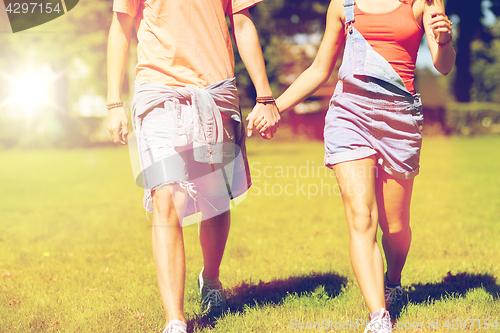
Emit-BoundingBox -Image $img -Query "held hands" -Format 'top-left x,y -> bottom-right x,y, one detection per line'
107,107 -> 129,145
428,12 -> 453,46
246,101 -> 280,139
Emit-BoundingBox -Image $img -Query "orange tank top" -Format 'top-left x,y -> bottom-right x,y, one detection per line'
353,1 -> 424,93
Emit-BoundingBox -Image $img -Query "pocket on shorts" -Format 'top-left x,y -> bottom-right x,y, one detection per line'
409,105 -> 424,134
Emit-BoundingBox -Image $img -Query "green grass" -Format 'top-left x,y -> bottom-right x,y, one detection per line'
1,136 -> 499,332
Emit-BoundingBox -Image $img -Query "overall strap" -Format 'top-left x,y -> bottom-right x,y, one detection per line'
344,0 -> 355,26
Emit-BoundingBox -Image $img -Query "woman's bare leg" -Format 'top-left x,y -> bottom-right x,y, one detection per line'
333,156 -> 385,313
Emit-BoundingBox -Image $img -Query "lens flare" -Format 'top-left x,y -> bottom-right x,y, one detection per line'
11,73 -> 50,109
1,66 -> 59,117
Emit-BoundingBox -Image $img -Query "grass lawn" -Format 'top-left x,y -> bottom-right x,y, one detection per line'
1,136 -> 499,332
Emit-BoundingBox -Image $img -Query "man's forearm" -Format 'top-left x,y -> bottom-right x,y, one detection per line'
107,13 -> 134,103
233,10 -> 273,97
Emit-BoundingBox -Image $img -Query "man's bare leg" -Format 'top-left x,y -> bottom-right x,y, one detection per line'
151,184 -> 188,325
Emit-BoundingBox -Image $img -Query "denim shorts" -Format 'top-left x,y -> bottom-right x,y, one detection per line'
324,80 -> 423,180
138,102 -> 247,220
325,0 -> 424,180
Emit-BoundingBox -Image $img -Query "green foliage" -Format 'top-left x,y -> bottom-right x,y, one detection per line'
235,1 -> 330,106
251,0 -> 328,37
470,22 -> 500,102
446,0 -> 500,102
445,102 -> 500,135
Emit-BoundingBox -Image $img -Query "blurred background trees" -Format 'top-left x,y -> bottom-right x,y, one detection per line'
0,0 -> 112,147
1,0 -> 500,147
235,0 -> 329,104
243,0 -> 500,104
446,0 -> 500,102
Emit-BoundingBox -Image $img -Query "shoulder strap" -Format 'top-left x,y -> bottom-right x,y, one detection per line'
344,0 -> 355,26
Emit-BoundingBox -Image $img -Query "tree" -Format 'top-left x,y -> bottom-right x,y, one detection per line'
470,22 -> 500,102
235,1 -> 330,106
446,0 -> 500,102
252,0 -> 500,104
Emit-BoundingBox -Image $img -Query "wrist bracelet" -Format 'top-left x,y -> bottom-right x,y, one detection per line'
256,96 -> 275,104
106,102 -> 124,110
433,34 -> 452,48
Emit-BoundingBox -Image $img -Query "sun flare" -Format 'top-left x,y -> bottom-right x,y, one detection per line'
11,73 -> 50,108
2,67 -> 59,117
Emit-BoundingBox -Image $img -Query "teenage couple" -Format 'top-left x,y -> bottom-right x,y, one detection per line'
107,0 -> 455,332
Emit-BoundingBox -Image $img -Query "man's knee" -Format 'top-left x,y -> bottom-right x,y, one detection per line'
384,224 -> 411,244
152,185 -> 188,220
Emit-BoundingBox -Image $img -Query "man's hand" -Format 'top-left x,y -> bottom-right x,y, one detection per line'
107,107 -> 129,145
246,102 -> 280,139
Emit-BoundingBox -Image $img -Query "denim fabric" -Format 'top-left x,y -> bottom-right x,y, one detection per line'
129,78 -> 251,221
132,78 -> 241,164
324,0 -> 423,180
340,0 -> 412,98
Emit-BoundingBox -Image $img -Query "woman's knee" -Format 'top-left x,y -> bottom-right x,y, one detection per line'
347,205 -> 378,234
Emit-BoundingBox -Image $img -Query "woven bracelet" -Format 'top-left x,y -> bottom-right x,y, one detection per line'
256,96 -> 276,104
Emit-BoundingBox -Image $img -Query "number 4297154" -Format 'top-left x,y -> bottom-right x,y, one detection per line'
6,2 -> 61,14
442,319 -> 498,330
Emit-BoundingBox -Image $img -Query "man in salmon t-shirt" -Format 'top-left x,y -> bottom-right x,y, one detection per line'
106,0 -> 279,332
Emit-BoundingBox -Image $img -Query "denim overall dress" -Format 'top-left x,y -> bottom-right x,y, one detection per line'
324,0 -> 424,180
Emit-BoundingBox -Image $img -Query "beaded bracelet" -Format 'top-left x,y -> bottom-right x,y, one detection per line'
106,102 -> 124,110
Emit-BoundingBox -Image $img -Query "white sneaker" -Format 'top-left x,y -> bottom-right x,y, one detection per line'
363,308 -> 392,333
163,319 -> 187,333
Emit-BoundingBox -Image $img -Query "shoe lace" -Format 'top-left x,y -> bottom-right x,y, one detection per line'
379,311 -> 392,333
202,287 -> 223,307
366,310 -> 392,333
385,285 -> 403,303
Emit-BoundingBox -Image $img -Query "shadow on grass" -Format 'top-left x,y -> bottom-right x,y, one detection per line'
188,271 -> 348,332
391,271 -> 500,319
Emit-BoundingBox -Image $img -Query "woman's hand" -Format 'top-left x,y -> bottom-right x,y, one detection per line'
423,1 -> 456,76
246,102 -> 280,139
428,11 -> 453,45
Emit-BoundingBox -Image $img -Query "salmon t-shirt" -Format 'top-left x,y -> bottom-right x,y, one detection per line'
113,0 -> 261,88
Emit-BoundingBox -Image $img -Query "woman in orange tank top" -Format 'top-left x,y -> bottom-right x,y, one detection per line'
273,0 -> 456,332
